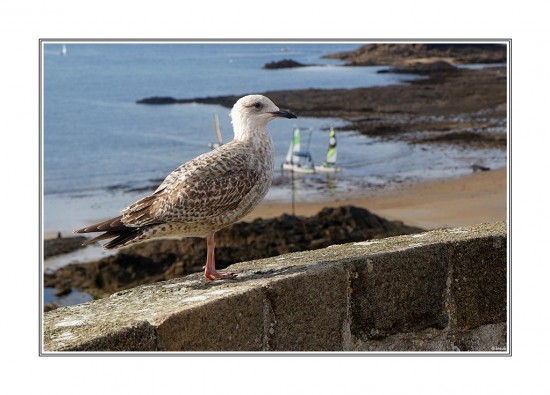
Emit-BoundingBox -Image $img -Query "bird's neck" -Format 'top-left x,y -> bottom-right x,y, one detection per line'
232,122 -> 274,164
232,120 -> 270,145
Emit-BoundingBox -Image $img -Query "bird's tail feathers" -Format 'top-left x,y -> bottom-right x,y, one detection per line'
75,215 -> 146,249
79,228 -> 143,249
102,229 -> 143,249
74,215 -> 128,234
82,232 -> 121,246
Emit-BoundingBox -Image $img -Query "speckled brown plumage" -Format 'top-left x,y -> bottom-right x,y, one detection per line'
75,95 -> 297,280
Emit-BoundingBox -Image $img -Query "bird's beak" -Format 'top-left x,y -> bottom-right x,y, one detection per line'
271,109 -> 297,119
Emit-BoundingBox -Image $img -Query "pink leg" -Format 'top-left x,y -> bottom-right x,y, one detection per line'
204,232 -> 236,281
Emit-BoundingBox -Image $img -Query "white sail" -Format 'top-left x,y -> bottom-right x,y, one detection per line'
282,127 -> 315,173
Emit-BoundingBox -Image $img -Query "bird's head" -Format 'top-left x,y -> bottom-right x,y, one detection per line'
230,95 -> 297,140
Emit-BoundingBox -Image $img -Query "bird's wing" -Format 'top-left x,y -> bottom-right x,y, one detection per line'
119,144 -> 262,226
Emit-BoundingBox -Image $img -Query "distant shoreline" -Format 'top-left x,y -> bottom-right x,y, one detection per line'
137,66 -> 506,149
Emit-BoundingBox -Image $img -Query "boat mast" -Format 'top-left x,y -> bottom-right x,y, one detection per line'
214,113 -> 223,145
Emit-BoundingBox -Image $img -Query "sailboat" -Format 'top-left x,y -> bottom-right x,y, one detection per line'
60,44 -> 67,56
281,127 -> 315,174
315,127 -> 343,173
208,113 -> 223,149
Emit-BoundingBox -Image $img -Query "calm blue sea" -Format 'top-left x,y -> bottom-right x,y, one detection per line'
43,42 -> 506,235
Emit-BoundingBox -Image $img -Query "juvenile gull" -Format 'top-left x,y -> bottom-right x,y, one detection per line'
75,95 -> 297,280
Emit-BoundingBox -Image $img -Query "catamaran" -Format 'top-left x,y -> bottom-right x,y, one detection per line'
281,127 -> 315,174
315,127 -> 343,173
208,113 -> 223,149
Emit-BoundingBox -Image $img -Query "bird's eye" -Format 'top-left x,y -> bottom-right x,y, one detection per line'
254,102 -> 262,109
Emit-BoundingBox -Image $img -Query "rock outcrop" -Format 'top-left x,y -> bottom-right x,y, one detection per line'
377,60 -> 458,74
44,236 -> 87,259
263,59 -> 309,69
324,43 -> 507,66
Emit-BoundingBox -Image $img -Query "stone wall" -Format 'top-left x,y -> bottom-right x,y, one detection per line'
43,221 -> 507,352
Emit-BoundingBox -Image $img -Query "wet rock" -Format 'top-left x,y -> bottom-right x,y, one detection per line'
54,286 -> 72,297
136,96 -> 179,104
378,60 -> 458,74
264,59 -> 309,69
44,236 -> 87,259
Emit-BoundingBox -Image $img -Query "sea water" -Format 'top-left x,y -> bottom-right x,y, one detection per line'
43,42 -> 506,236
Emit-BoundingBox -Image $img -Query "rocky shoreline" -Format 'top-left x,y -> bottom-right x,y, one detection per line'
44,206 -> 423,310
137,66 -> 506,149
322,43 -> 507,66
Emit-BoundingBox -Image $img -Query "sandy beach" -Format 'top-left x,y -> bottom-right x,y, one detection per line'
246,167 -> 507,230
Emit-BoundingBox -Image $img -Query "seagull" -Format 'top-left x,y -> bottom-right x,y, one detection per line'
75,95 -> 297,280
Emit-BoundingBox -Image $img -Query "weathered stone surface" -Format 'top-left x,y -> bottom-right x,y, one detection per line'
43,222 -> 507,352
262,265 -> 348,351
447,234 -> 507,329
70,322 -> 158,351
44,302 -> 158,351
347,322 -> 507,352
352,327 -> 455,352
452,322 -> 507,351
350,246 -> 448,340
156,288 -> 266,351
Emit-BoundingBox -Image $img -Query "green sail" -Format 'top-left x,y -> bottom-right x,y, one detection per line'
324,127 -> 337,166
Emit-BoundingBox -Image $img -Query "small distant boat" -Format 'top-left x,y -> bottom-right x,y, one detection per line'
208,113 -> 223,149
60,44 -> 67,56
282,127 -> 315,174
315,128 -> 343,173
